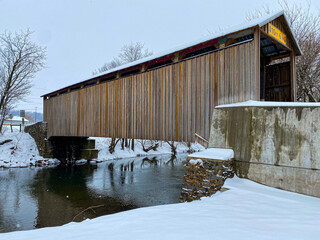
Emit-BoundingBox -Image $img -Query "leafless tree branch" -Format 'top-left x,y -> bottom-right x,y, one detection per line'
0,30 -> 46,132
93,42 -> 152,75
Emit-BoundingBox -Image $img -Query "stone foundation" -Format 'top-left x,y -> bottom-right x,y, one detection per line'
180,158 -> 234,202
24,122 -> 53,158
25,122 -> 98,163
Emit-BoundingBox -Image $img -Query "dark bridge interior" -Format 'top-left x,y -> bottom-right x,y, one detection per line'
260,35 -> 293,102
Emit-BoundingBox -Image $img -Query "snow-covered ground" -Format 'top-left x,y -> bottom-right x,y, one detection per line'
2,176 -> 320,240
0,127 -> 59,168
0,126 -> 203,167
92,137 -> 204,162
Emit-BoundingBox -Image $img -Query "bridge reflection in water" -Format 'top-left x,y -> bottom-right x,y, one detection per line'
0,154 -> 187,233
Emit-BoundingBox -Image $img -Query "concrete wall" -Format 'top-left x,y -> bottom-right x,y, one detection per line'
209,106 -> 320,197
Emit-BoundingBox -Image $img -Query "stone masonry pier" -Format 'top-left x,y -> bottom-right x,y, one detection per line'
181,148 -> 234,202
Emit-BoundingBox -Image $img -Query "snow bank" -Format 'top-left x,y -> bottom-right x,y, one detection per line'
216,100 -> 320,108
0,127 -> 59,168
3,176 -> 320,240
92,138 -> 205,162
188,148 -> 234,160
188,159 -> 203,165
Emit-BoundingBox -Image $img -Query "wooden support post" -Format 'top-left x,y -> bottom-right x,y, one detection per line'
10,124 -> 13,133
116,72 -> 121,78
172,53 -> 180,62
43,97 -> 46,122
140,64 -> 147,72
290,51 -> 296,101
260,58 -> 266,100
254,27 -> 261,100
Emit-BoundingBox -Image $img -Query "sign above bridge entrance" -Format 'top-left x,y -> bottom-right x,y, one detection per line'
268,23 -> 287,46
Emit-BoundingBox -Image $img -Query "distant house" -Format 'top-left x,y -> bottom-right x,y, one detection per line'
4,116 -> 29,125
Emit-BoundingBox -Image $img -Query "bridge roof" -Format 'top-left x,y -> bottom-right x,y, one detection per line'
43,10 -> 301,98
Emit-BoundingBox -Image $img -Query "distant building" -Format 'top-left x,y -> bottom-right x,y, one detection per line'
4,116 -> 29,125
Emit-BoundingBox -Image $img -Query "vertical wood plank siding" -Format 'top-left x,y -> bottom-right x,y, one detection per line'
44,41 -> 258,141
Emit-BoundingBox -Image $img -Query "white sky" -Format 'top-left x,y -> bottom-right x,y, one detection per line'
1,0 -> 319,113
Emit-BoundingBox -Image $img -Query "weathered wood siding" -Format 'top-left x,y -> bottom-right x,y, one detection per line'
44,40 -> 258,141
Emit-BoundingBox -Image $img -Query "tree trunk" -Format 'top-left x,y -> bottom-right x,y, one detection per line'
121,138 -> 125,150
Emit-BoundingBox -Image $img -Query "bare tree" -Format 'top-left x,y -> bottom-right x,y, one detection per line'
139,139 -> 159,152
246,0 -> 320,102
118,42 -> 153,63
93,42 -> 153,75
166,141 -> 177,156
108,138 -> 120,154
94,57 -> 122,74
0,30 -> 46,132
246,5 -> 273,21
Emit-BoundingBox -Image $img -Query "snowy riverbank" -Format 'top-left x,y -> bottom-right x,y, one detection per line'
0,127 -> 204,168
91,137 -> 205,162
0,127 -> 59,168
2,176 -> 320,240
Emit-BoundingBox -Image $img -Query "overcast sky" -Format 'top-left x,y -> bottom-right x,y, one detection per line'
1,0 -> 319,113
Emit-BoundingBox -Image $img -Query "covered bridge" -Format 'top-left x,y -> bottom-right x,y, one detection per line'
43,10 -> 301,143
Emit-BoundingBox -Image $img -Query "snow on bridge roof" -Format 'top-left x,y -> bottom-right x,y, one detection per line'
88,11 -> 286,78
43,10 -> 301,98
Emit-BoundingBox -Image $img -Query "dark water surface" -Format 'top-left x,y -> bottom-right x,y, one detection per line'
0,154 -> 187,233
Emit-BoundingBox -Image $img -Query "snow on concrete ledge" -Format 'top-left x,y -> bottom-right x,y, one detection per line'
188,148 -> 234,161
216,100 -> 320,108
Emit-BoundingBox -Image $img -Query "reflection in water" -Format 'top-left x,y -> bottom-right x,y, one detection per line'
31,164 -> 137,229
0,169 -> 38,232
0,153 -> 187,233
141,157 -> 158,166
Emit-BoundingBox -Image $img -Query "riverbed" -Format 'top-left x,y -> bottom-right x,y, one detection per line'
0,153 -> 187,233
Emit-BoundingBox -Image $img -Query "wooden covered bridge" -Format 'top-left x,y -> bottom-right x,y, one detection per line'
43,11 -> 301,144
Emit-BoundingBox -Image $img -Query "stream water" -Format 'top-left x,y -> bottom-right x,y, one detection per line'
0,153 -> 187,233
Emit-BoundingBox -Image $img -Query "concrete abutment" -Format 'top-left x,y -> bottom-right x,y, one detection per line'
208,105 -> 320,198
